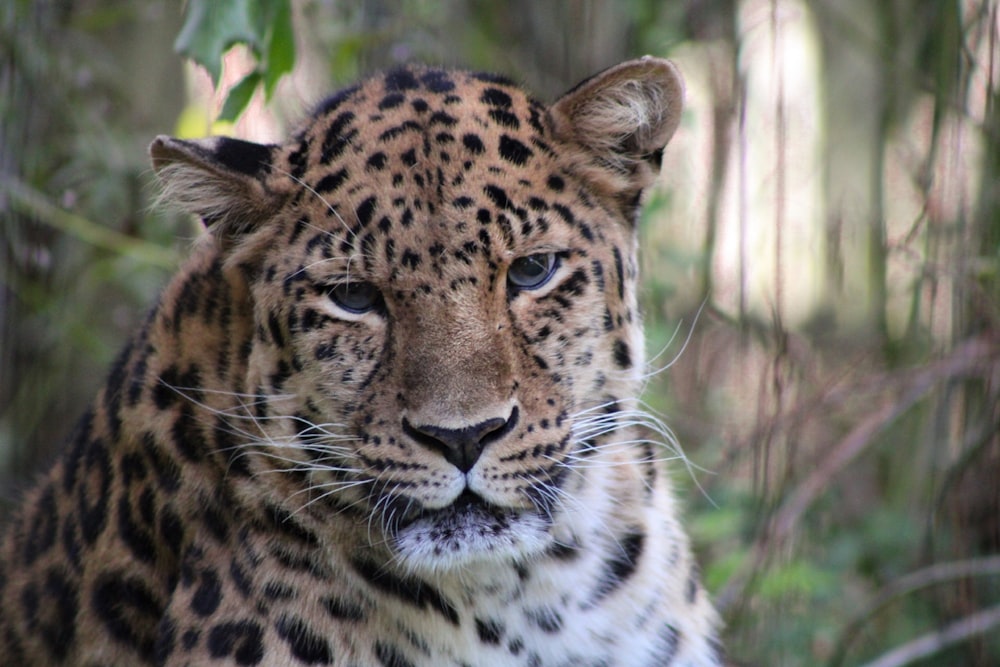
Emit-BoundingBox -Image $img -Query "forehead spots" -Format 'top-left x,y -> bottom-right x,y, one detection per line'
304,228 -> 331,257
495,215 -> 515,249
498,136 -> 533,166
321,111 -> 357,164
552,204 -> 594,242
315,168 -> 348,195
379,93 -> 405,110
489,108 -> 519,129
481,88 -> 513,107
420,69 -> 456,93
400,249 -> 421,270
285,65 -> 615,289
472,71 -> 517,86
383,67 -> 457,96
355,196 -> 378,227
528,197 -> 549,211
483,185 -> 514,213
476,226 -> 492,248
463,134 -> 485,155
480,87 -> 520,129
385,68 -> 420,92
366,152 -> 387,171
429,111 -> 457,127
378,120 -> 421,143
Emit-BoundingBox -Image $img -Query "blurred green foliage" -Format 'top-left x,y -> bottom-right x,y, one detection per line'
2,1 -> 998,666
175,0 -> 295,121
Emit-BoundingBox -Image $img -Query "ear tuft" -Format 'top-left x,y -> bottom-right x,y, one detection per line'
150,136 -> 279,238
550,57 -> 684,193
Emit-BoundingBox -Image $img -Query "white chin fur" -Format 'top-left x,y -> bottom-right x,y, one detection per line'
393,509 -> 551,573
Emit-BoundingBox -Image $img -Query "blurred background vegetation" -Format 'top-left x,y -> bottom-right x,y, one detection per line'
2,1 -> 998,665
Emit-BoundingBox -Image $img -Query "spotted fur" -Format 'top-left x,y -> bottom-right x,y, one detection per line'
0,58 -> 721,666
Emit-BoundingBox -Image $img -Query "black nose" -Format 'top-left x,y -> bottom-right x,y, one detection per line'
403,407 -> 519,473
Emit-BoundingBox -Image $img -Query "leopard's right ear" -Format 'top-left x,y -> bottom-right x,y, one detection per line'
150,135 -> 281,237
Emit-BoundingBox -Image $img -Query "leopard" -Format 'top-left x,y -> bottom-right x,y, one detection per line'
0,57 -> 722,666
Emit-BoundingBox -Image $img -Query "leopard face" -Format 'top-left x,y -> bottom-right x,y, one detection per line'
152,62 -> 681,574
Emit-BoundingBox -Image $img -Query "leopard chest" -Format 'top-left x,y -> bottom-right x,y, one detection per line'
161,529 -> 676,667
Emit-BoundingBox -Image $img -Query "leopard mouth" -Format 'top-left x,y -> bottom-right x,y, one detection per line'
397,489 -> 517,532
390,490 -> 551,567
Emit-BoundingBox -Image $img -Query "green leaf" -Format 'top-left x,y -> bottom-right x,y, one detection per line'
261,1 -> 295,98
218,71 -> 263,123
174,0 -> 295,120
174,0 -> 258,84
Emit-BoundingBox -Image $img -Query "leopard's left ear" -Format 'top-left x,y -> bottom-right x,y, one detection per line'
549,57 -> 684,198
150,135 -> 282,239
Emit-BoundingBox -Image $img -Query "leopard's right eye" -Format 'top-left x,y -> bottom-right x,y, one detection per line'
326,281 -> 381,314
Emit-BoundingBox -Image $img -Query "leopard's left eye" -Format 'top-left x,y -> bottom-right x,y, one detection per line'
507,253 -> 559,291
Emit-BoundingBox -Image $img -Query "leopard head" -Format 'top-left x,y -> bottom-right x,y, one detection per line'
151,58 -> 684,573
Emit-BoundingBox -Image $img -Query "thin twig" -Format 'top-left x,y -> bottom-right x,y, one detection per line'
857,603 -> 1000,667
827,556 -> 1000,666
2,176 -> 180,268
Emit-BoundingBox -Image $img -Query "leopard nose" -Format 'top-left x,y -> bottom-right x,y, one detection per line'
403,407 -> 519,473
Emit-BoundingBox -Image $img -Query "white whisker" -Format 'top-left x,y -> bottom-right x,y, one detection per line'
639,297 -> 708,385
267,164 -> 353,237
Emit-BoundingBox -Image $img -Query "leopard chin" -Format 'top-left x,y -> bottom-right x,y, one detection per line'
392,490 -> 552,572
